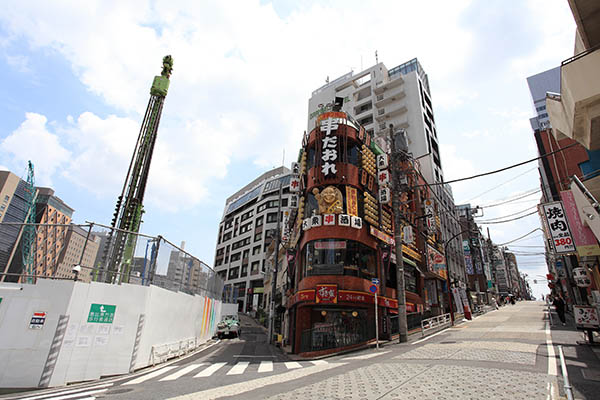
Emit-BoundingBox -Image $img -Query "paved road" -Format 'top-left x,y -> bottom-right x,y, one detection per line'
6,302 -> 598,400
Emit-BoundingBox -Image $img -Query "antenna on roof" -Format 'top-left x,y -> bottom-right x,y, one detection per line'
375,50 -> 378,64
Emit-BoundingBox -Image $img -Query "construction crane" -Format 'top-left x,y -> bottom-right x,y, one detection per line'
102,55 -> 173,283
22,161 -> 36,282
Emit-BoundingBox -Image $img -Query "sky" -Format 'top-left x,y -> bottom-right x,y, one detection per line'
0,0 -> 577,299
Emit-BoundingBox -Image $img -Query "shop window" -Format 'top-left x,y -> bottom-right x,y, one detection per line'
404,265 -> 418,293
304,239 -> 377,278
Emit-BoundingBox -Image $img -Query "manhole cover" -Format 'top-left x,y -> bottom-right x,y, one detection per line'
106,388 -> 135,395
440,341 -> 456,344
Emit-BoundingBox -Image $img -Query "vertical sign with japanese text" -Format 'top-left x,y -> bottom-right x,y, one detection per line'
346,186 -> 358,216
320,117 -> 339,177
541,201 -> 576,254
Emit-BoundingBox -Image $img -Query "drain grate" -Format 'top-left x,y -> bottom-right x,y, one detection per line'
440,341 -> 457,344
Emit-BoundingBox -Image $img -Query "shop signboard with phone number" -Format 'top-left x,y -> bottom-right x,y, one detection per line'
541,201 -> 576,254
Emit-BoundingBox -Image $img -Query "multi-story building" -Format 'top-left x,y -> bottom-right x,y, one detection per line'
528,62 -> 600,304
0,171 -> 30,282
54,224 -> 101,282
308,57 -> 466,293
457,204 -> 491,306
543,4 -> 600,305
213,167 -> 292,312
33,187 -> 74,278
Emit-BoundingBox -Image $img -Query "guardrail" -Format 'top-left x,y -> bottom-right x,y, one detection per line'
150,337 -> 198,365
421,313 -> 451,337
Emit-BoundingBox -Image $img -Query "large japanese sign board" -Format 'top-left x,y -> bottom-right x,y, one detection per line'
87,303 -> 116,324
540,201 -> 576,254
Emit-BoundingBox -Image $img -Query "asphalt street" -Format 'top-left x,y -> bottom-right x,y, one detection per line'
4,302 -> 598,400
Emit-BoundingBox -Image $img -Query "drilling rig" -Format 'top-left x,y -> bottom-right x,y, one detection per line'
102,55 -> 173,283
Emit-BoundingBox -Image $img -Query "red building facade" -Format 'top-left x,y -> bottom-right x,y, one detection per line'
286,112 -> 446,356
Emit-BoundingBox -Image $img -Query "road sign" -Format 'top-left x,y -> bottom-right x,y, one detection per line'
87,303 -> 116,324
369,284 -> 378,293
29,311 -> 46,329
371,278 -> 380,285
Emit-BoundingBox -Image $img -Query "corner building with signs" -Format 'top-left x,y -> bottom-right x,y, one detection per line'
287,111 -> 434,356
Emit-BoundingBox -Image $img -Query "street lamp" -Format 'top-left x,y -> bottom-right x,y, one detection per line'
72,264 -> 81,281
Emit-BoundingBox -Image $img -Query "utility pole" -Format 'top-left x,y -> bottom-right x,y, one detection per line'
268,181 -> 283,345
388,124 -> 408,343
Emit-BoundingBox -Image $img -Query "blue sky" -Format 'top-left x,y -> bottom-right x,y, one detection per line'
0,0 -> 576,299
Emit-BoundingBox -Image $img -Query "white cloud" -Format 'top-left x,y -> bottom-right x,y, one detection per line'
0,112 -> 71,185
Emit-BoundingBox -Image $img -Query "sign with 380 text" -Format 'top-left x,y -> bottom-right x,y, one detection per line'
541,201 -> 576,254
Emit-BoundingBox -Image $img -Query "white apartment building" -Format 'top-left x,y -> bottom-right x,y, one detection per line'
308,58 -> 443,185
213,167 -> 292,312
308,58 -> 466,287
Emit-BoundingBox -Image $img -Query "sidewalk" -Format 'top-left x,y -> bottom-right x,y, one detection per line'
549,309 -> 600,399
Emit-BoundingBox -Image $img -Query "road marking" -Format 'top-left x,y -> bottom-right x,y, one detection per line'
167,361 -> 346,400
30,388 -> 107,400
310,360 -> 328,365
545,321 -> 557,376
342,351 -> 390,360
195,362 -> 227,377
227,361 -> 249,375
14,383 -> 113,400
412,327 -> 449,344
257,361 -> 273,373
160,364 -> 205,381
123,366 -> 177,385
284,361 -> 302,369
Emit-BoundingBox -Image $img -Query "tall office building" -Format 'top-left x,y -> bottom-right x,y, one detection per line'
0,171 -> 30,282
33,187 -> 74,278
308,58 -> 466,288
54,224 -> 101,282
213,167 -> 291,312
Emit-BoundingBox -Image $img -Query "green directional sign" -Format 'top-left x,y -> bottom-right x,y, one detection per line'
87,303 -> 116,324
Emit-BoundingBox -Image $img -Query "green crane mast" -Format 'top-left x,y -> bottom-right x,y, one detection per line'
22,161 -> 36,282
102,55 -> 173,283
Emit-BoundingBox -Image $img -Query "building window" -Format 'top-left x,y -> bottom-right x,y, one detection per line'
252,245 -> 261,255
222,232 -> 232,242
241,265 -> 248,277
254,232 -> 262,242
255,216 -> 263,227
239,222 -> 252,234
224,220 -> 233,230
228,267 -> 239,280
266,212 -> 278,223
251,261 -> 259,275
230,252 -> 241,262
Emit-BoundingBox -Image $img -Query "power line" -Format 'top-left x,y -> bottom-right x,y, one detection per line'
416,142 -> 578,187
477,210 -> 538,225
476,205 -> 538,222
462,166 -> 537,203
496,229 -> 543,245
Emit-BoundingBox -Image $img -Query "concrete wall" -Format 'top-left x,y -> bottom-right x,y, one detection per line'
0,279 -> 224,388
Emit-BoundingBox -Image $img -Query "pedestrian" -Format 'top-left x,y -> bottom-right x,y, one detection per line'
510,296 -> 515,305
491,297 -> 499,310
552,294 -> 567,326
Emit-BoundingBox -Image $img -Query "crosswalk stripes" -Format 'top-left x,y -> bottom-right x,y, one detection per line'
257,361 -> 273,373
14,383 -> 113,400
194,362 -> 227,377
123,365 -> 177,385
160,363 -> 205,381
284,361 -> 302,369
226,361 -> 249,375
